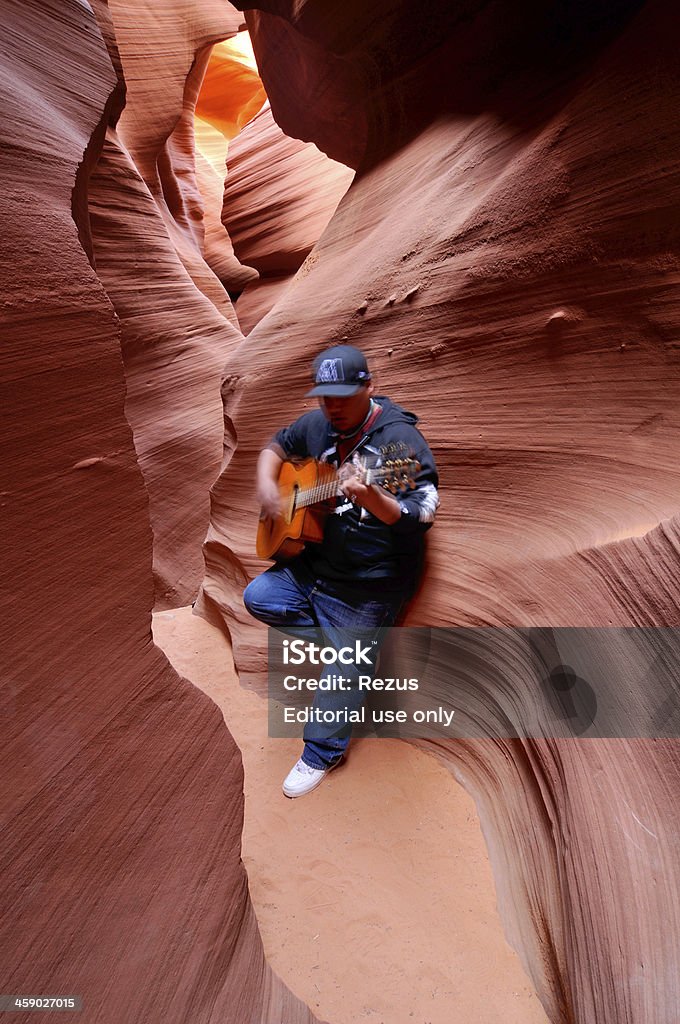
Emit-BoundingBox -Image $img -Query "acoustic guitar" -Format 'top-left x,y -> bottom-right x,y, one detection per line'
256,445 -> 420,561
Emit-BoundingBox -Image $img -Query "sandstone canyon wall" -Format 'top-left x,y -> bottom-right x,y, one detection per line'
1,1 -> 322,1021
222,101 -> 354,333
197,2 -> 680,1022
88,0 -> 250,609
85,0 -> 350,606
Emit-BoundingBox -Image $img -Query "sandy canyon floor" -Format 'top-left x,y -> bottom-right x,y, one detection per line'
154,608 -> 550,1024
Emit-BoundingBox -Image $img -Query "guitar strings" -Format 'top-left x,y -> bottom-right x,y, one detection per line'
294,454 -> 417,509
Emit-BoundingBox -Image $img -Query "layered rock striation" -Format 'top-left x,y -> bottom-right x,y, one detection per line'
199,2 -> 680,1021
222,100 -> 354,332
88,1 -> 253,608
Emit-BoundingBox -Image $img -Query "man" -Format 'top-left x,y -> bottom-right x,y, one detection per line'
244,344 -> 439,797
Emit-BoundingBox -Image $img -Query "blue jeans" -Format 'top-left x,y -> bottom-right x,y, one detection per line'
243,560 -> 405,769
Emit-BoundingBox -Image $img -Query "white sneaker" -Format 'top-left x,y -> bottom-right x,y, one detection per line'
282,756 -> 343,798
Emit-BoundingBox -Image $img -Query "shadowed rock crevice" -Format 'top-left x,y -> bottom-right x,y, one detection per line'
234,0 -> 647,170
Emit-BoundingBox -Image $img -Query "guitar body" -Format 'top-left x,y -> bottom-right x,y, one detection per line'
255,447 -> 419,561
256,459 -> 337,561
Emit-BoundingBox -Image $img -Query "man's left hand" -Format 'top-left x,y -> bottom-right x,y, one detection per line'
337,459 -> 401,525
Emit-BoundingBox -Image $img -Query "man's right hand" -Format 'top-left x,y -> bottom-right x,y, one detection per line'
257,479 -> 283,521
256,447 -> 285,520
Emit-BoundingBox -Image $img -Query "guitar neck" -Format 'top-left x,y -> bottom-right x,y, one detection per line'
295,465 -> 386,509
295,476 -> 342,509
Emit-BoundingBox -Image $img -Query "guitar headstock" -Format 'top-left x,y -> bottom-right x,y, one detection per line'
375,442 -> 420,493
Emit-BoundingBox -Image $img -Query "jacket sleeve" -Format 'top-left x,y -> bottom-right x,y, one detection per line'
270,414 -> 312,459
387,426 -> 440,534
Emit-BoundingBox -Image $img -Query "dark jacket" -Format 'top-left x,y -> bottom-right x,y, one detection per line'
272,397 -> 439,590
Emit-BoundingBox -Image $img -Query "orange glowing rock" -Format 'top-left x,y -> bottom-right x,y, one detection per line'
195,35 -> 266,147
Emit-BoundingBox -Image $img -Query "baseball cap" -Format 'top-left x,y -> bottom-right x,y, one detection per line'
306,345 -> 372,397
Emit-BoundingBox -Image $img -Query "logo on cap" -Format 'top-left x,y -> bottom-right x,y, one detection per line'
316,358 -> 345,384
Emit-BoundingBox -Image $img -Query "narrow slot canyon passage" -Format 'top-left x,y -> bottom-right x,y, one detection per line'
4,2 -> 680,1022
154,608 -> 550,1024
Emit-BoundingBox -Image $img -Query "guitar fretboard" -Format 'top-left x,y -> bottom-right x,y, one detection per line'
294,464 -> 399,510
295,477 -> 341,509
